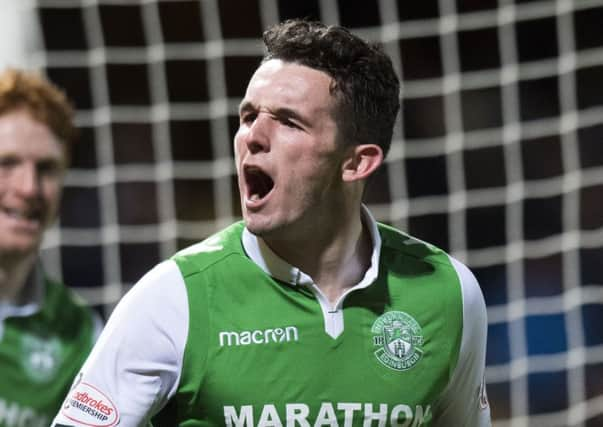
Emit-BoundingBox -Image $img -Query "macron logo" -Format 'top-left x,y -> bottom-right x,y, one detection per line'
219,326 -> 299,347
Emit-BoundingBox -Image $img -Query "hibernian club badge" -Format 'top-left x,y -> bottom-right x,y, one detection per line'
372,311 -> 424,371
21,333 -> 62,382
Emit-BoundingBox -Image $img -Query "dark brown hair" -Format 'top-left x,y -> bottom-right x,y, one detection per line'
263,19 -> 400,157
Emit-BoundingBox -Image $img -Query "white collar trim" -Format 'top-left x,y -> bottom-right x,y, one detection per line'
0,264 -> 45,338
241,204 -> 381,290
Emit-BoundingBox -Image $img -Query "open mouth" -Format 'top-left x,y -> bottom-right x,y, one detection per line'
2,207 -> 39,220
1,206 -> 43,230
244,166 -> 274,202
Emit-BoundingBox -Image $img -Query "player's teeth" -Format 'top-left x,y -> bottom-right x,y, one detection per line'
4,209 -> 32,220
6,210 -> 23,219
249,194 -> 260,201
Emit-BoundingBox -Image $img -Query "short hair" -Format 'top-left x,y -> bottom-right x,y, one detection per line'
262,19 -> 400,157
0,68 -> 76,145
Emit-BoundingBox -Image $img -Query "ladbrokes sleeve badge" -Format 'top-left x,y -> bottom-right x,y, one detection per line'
372,311 -> 424,371
61,382 -> 119,427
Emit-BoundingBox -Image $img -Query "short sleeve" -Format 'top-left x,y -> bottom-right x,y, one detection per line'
51,260 -> 189,427
432,256 -> 491,426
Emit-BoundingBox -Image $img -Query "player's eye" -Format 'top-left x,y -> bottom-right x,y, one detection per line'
0,156 -> 19,171
240,112 -> 257,124
281,118 -> 301,129
37,160 -> 63,178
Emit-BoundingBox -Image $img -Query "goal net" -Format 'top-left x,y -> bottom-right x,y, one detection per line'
25,0 -> 603,425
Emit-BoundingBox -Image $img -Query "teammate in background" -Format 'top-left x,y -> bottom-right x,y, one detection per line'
0,69 -> 101,426
53,19 -> 491,426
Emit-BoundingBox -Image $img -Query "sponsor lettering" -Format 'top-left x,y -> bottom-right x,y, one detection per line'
224,402 -> 431,427
72,392 -> 113,417
219,326 -> 298,347
0,398 -> 48,427
61,382 -> 119,427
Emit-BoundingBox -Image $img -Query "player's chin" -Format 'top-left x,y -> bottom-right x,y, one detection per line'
244,221 -> 269,237
243,213 -> 281,238
0,236 -> 41,257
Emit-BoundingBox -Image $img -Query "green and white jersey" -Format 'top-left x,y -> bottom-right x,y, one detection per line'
0,265 -> 100,427
52,207 -> 490,427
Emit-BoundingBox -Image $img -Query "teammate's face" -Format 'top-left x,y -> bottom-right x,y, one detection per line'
0,110 -> 66,256
235,59 -> 347,238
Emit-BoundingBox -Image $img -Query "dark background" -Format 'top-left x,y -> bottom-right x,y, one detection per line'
31,1 -> 603,425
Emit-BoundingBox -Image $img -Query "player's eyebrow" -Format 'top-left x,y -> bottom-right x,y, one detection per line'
238,100 -> 255,116
239,100 -> 311,127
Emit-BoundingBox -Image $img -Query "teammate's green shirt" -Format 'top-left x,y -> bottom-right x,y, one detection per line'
52,210 -> 490,427
0,271 -> 98,427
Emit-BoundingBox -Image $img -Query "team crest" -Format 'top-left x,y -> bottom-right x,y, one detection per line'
21,333 -> 62,382
372,311 -> 424,371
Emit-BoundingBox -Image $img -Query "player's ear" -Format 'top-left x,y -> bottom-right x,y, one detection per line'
341,144 -> 383,182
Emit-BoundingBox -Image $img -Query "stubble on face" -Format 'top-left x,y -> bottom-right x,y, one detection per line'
234,60 -> 346,241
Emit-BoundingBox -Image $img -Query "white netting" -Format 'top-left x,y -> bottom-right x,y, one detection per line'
27,0 -> 603,425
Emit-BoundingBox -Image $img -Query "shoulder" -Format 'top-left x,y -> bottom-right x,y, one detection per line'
447,257 -> 487,322
44,276 -> 84,305
171,222 -> 247,278
117,223 -> 249,317
43,276 -> 96,323
377,223 -> 485,312
379,222 -> 446,258
121,259 -> 187,306
97,259 -> 189,359
36,276 -> 104,345
377,222 -> 456,273
432,258 -> 490,425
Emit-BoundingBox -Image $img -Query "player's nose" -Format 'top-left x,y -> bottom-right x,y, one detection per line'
245,113 -> 272,154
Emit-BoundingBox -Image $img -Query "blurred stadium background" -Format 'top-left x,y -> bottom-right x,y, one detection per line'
1,0 -> 602,425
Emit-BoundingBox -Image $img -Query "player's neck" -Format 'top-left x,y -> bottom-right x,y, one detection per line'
0,252 -> 36,303
265,211 -> 372,303
309,224 -> 372,304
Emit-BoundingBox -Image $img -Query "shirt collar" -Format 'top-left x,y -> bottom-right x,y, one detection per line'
241,204 -> 381,289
